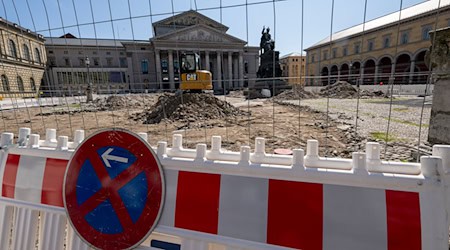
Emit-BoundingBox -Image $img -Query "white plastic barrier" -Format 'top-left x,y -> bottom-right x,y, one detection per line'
0,128 -> 450,250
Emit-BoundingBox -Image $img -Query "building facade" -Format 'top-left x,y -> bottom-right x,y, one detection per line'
280,52 -> 306,85
305,0 -> 450,86
45,10 -> 259,94
45,35 -> 129,95
0,17 -> 46,98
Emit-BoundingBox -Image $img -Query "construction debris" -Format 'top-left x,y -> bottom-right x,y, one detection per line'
319,81 -> 387,98
93,95 -> 158,109
132,93 -> 246,124
275,86 -> 317,99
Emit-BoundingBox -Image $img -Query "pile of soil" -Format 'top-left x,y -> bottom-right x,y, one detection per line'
132,93 -> 246,124
92,94 -> 160,110
320,81 -> 358,98
276,86 -> 317,99
244,89 -> 266,99
319,81 -> 386,98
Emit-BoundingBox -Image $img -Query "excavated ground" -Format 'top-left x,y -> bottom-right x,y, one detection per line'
0,91 -> 426,161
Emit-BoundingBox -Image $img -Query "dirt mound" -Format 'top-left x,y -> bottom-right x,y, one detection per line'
94,96 -> 125,109
132,93 -> 245,124
320,81 -> 358,98
276,86 -> 317,99
93,94 -> 160,110
319,81 -> 386,98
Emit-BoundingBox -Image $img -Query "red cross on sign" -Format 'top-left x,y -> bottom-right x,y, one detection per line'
64,129 -> 164,250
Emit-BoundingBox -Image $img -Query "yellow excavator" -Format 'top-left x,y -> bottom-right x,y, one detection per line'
180,52 -> 213,92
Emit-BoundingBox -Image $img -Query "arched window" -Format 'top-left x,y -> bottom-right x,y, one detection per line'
23,44 -> 30,61
34,48 -> 41,63
30,77 -> 36,91
8,39 -> 17,58
17,76 -> 24,92
1,75 -> 10,92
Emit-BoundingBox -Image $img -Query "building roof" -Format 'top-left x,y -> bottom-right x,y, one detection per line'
306,0 -> 450,50
153,10 -> 229,34
0,17 -> 44,40
280,52 -> 305,59
151,23 -> 246,44
44,37 -> 148,47
59,33 -> 77,39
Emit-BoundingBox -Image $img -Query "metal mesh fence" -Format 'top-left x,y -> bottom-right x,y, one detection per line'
0,0 -> 447,162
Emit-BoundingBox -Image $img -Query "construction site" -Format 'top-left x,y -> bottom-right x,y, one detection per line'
1,0 -> 450,249
0,81 -> 432,162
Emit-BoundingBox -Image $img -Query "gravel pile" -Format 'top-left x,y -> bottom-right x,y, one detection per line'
276,87 -> 317,99
132,93 -> 246,124
36,94 -> 160,116
93,95 -> 157,109
320,81 -> 386,98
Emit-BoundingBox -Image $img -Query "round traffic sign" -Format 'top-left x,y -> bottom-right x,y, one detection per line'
64,129 -> 164,250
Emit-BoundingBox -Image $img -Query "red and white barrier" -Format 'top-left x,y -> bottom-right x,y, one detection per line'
0,128 -> 450,250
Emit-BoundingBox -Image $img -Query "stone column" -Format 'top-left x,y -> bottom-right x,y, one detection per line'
228,52 -> 233,90
205,52 -> 210,71
168,50 -> 174,89
337,68 -> 341,81
238,51 -> 244,87
408,60 -> 416,84
155,50 -> 162,89
360,67 -> 365,86
216,53 -> 222,90
233,56 -> 238,88
126,55 -> 134,87
390,63 -> 396,84
374,64 -> 379,85
427,27 -> 450,144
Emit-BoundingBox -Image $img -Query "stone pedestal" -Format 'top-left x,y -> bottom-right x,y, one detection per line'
427,27 -> 450,144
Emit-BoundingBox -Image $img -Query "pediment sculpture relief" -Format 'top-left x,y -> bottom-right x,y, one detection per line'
176,30 -> 225,42
168,15 -> 209,27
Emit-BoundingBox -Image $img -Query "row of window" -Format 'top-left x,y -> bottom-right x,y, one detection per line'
284,65 -> 305,76
310,25 -> 434,63
7,39 -> 42,63
290,58 -> 305,62
141,59 -> 250,75
48,57 -> 127,68
49,50 -> 125,56
1,75 -> 37,92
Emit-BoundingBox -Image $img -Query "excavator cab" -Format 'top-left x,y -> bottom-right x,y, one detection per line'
180,52 -> 212,91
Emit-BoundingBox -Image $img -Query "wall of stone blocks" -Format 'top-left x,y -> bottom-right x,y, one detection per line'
0,64 -> 45,98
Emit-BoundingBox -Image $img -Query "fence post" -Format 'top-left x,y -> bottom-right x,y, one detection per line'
427,27 -> 450,144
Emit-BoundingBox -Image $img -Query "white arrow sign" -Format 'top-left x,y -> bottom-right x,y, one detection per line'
101,148 -> 129,168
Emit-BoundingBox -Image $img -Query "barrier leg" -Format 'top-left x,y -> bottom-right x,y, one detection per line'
11,207 -> 39,250
0,205 -> 13,249
38,212 -> 66,250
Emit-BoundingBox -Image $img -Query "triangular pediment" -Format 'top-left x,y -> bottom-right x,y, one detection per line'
153,24 -> 245,44
153,10 -> 228,32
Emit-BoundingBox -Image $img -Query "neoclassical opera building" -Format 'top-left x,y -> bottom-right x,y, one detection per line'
45,10 -> 259,94
305,0 -> 450,86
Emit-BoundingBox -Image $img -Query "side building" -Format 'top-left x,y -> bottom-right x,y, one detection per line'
0,17 -> 46,98
305,0 -> 450,86
45,10 -> 259,94
45,34 -> 129,95
279,52 -> 306,85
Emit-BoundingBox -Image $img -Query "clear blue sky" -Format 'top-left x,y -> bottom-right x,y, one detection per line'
1,0 -> 425,55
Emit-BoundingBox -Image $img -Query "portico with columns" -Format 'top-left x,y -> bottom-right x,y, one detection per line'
143,10 -> 258,91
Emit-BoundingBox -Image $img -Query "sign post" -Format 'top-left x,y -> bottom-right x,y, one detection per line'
64,129 -> 164,250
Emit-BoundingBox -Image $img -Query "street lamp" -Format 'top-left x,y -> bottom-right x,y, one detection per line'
85,57 -> 93,102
